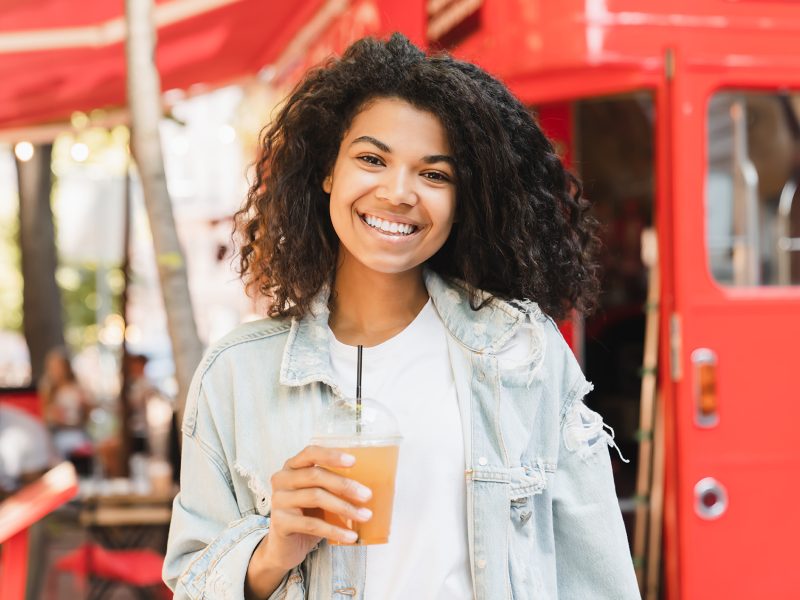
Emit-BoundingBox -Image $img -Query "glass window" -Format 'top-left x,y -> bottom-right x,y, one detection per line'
706,91 -> 800,286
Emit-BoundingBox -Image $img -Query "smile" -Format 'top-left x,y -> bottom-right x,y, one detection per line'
359,213 -> 419,236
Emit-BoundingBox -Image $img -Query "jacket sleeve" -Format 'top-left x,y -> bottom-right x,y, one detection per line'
551,377 -> 642,600
162,383 -> 307,599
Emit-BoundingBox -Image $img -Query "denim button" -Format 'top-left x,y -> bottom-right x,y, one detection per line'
477,558 -> 487,569
478,456 -> 488,466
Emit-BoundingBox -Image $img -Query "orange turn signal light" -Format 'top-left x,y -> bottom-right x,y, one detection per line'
692,348 -> 719,428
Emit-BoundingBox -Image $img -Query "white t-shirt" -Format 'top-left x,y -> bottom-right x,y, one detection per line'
328,299 -> 474,600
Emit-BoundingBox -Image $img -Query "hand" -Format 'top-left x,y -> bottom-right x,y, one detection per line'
247,445 -> 373,588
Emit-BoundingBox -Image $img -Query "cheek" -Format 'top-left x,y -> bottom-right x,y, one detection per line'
429,193 -> 457,234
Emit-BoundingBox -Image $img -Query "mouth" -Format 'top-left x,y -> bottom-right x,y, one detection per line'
358,212 -> 421,237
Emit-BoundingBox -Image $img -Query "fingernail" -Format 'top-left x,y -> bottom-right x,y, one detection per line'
355,485 -> 372,501
340,453 -> 356,466
357,508 -> 372,521
344,530 -> 358,542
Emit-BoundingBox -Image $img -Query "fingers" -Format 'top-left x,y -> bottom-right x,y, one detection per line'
284,445 -> 355,471
271,510 -> 358,545
273,451 -> 372,504
273,487 -> 372,524
266,445 -> 374,547
277,465 -> 371,502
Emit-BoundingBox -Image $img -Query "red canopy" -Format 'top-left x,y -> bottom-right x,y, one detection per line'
0,0 -> 328,131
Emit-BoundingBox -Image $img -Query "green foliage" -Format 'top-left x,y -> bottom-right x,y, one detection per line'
60,264 -> 123,349
0,204 -> 23,332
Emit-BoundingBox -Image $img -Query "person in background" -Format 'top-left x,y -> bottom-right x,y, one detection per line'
125,353 -> 175,461
38,347 -> 92,462
0,403 -> 56,498
125,353 -> 154,455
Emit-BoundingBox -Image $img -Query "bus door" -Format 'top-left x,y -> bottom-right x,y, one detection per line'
666,55 -> 800,599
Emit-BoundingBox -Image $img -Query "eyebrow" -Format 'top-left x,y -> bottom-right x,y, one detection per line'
351,135 -> 456,168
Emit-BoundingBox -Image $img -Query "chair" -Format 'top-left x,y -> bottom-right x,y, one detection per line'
52,484 -> 174,599
54,542 -> 171,599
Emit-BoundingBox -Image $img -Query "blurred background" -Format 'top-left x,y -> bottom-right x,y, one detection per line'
1,1 -> 799,599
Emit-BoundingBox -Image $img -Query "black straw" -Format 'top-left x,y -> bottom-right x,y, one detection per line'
356,345 -> 363,433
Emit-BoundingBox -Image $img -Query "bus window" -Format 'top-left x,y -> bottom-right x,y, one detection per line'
706,91 -> 800,286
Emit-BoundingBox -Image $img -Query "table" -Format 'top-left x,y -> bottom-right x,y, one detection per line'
78,477 -> 176,550
0,462 -> 78,600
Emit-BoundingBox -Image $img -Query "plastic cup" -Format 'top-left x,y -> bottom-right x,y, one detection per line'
311,397 -> 401,545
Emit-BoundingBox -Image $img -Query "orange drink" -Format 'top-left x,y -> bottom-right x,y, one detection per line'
322,443 -> 399,545
312,396 -> 402,546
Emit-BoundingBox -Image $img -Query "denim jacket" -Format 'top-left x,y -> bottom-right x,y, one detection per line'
163,269 -> 641,599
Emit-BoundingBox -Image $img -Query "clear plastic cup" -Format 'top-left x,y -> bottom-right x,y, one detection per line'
311,397 -> 402,545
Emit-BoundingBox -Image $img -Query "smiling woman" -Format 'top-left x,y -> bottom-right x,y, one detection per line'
233,34 -> 599,323
163,33 -> 640,600
325,98 -> 456,280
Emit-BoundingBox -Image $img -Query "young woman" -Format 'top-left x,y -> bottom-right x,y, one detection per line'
38,347 -> 92,459
164,34 -> 640,600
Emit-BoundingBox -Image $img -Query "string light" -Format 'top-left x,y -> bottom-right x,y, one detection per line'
14,141 -> 34,162
70,142 -> 89,162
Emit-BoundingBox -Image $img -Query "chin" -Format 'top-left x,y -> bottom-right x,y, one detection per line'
357,255 -> 424,276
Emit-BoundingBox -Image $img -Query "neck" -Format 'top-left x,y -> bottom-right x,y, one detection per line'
329,252 -> 429,347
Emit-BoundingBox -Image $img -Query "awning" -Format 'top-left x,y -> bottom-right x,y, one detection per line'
0,0 -> 330,131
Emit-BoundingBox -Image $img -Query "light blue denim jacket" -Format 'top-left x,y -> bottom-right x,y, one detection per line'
163,269 -> 641,599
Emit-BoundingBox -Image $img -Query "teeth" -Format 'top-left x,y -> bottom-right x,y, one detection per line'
362,214 -> 416,236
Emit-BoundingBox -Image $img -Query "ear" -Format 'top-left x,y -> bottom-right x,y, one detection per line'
322,175 -> 332,194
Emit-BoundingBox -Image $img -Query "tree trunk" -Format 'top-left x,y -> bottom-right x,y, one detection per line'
17,143 -> 65,383
119,166 -> 133,473
125,0 -> 203,423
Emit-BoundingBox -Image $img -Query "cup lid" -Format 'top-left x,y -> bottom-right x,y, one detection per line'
312,397 -> 401,446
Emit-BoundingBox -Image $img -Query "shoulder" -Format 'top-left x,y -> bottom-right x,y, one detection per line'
537,318 -> 592,423
496,308 -> 589,415
182,316 -> 291,430
194,316 -> 292,382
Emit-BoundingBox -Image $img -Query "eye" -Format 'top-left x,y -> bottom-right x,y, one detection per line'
422,171 -> 451,183
357,154 -> 384,166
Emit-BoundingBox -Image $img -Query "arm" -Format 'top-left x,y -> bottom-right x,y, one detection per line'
551,380 -> 641,600
163,431 -> 298,599
163,383 -> 368,599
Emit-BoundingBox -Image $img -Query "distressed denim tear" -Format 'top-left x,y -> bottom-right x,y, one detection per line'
234,462 -> 271,516
563,399 -> 629,464
496,310 -> 546,388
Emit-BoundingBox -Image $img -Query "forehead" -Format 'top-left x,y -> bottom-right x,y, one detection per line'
343,97 -> 450,153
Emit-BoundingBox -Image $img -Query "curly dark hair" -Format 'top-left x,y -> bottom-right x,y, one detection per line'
235,33 -> 600,320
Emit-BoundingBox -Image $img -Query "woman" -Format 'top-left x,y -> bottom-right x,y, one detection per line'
164,34 -> 640,599
38,347 -> 92,460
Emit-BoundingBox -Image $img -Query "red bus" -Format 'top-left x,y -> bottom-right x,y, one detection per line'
286,1 -> 800,598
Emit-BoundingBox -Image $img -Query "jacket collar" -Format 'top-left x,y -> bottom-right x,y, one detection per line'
279,268 -> 544,388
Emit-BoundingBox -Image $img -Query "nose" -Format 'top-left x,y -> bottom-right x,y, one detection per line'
376,167 -> 418,206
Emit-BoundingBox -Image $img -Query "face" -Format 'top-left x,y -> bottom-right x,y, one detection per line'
45,353 -> 68,381
324,97 -> 457,277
